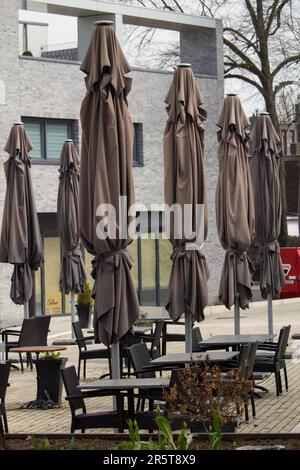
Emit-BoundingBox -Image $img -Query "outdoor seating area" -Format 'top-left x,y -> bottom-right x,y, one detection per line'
1,302 -> 300,437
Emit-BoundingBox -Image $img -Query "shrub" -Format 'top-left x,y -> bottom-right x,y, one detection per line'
77,282 -> 93,305
163,361 -> 248,427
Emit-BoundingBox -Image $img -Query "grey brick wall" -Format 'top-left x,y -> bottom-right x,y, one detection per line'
0,0 -> 224,327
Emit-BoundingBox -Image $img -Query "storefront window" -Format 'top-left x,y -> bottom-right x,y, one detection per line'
36,212 -> 173,315
44,237 -> 62,315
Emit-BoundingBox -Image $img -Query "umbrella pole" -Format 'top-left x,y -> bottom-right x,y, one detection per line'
267,292 -> 273,335
70,291 -> 76,339
183,256 -> 192,354
185,312 -> 192,354
111,343 -> 121,379
24,302 -> 29,319
233,252 -> 240,334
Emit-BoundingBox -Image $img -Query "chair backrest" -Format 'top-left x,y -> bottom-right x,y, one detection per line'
18,316 -> 50,347
236,343 -> 251,380
245,342 -> 258,380
61,366 -> 85,413
72,321 -> 87,350
277,325 -> 291,359
151,321 -> 164,351
127,343 -> 155,378
192,327 -> 203,350
0,362 -> 10,400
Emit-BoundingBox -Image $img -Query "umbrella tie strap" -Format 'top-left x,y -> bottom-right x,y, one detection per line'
171,245 -> 205,262
91,248 -> 134,277
258,240 -> 279,257
62,246 -> 82,259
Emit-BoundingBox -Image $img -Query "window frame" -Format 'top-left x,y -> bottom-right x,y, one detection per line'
22,116 -> 75,164
133,122 -> 144,167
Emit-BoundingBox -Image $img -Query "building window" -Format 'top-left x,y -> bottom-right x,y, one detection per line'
35,211 -> 171,316
22,117 -> 76,163
133,123 -> 143,166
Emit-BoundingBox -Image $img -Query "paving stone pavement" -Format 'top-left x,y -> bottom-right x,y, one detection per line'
3,299 -> 300,435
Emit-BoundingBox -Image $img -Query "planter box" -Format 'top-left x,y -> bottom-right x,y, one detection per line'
35,358 -> 68,404
2,433 -> 300,450
76,304 -> 91,329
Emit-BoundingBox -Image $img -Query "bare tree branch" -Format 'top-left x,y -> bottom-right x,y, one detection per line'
223,37 -> 263,79
274,80 -> 297,95
224,73 -> 264,94
272,54 -> 300,77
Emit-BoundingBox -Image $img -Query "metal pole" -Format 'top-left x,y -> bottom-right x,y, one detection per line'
24,302 -> 29,319
185,311 -> 192,353
233,252 -> 240,334
111,342 -> 121,379
70,291 -> 76,339
267,292 -> 273,335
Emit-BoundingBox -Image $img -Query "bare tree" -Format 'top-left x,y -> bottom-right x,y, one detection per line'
119,0 -> 300,243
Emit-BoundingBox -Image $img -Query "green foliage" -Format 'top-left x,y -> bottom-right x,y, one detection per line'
22,50 -> 33,56
115,415 -> 193,451
77,282 -> 93,305
31,437 -> 51,450
67,436 -> 76,450
84,441 -> 93,450
42,438 -> 51,450
31,436 -> 40,450
204,406 -> 223,450
42,352 -> 61,360
231,440 -> 238,449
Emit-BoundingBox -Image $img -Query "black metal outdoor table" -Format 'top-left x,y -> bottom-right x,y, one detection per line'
88,326 -> 152,335
198,334 -> 275,350
78,377 -> 170,413
78,377 -> 169,391
150,351 -> 238,367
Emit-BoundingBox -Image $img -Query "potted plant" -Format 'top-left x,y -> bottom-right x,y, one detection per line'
76,282 -> 93,329
35,352 -> 68,405
163,361 -> 247,434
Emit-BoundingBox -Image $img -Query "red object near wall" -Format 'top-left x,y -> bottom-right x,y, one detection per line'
280,247 -> 300,298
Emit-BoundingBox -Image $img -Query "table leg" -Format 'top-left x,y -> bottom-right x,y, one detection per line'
128,389 -> 135,414
162,323 -> 167,356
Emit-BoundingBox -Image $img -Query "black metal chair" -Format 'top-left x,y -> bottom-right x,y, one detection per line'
127,342 -> 165,411
72,321 -> 111,379
253,325 -> 291,396
61,366 -> 123,433
1,317 -> 50,372
134,321 -> 164,359
0,361 -> 11,432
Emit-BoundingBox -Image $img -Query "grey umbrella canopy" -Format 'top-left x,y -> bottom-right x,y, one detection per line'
250,113 -> 285,333
0,123 -> 43,312
57,140 -> 86,341
164,64 -> 209,352
215,95 -> 255,333
57,140 -> 86,295
79,23 -> 140,375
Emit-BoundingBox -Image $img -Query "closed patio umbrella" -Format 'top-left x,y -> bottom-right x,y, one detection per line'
215,95 -> 255,334
0,122 -> 43,316
79,21 -> 140,377
164,64 -> 209,352
250,112 -> 285,334
57,139 -> 86,342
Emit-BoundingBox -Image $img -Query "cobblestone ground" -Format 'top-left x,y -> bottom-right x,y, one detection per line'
4,299 -> 300,434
